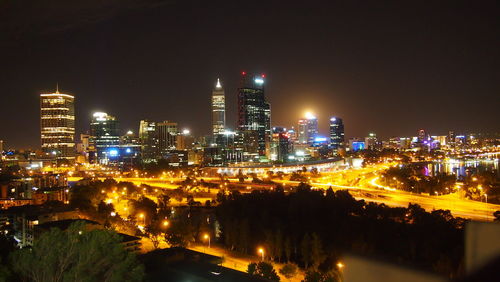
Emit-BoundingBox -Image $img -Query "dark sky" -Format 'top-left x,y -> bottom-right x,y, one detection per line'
1,0 -> 499,149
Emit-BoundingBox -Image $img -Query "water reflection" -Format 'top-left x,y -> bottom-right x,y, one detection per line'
427,158 -> 499,178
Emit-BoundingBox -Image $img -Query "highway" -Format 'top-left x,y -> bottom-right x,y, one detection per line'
69,164 -> 500,221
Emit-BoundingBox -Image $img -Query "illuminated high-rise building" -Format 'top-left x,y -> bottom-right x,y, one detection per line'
139,120 -> 158,162
447,130 -> 455,148
287,127 -> 297,143
270,127 -> 292,162
365,133 -> 378,150
212,78 -> 225,135
297,119 -> 308,144
90,112 -> 120,162
40,89 -> 75,159
297,112 -> 318,145
157,121 -> 178,154
237,72 -> 271,156
418,129 -> 426,142
305,113 -> 319,145
329,117 -> 344,151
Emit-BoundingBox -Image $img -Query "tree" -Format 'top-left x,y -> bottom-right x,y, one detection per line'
157,194 -> 171,211
0,258 -> 11,282
164,219 -> 194,247
304,270 -> 339,282
247,262 -> 257,275
310,233 -> 326,269
131,196 -> 158,221
145,223 -> 163,250
97,201 -> 115,218
494,210 -> 500,222
279,263 -> 298,279
274,229 -> 284,262
301,233 -> 312,268
247,261 -> 280,281
9,221 -> 144,281
284,236 -> 292,262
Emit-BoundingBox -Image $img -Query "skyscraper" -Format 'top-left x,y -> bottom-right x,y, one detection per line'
90,112 -> 120,162
157,121 -> 178,155
139,120 -> 158,162
40,89 -> 75,160
365,133 -> 378,150
418,129 -> 426,142
297,119 -> 308,144
212,78 -> 225,135
305,114 -> 319,145
329,117 -> 345,151
270,127 -> 292,162
237,72 -> 271,156
297,113 -> 318,145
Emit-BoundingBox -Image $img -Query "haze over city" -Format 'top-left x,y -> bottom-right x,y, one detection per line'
1,0 -> 499,149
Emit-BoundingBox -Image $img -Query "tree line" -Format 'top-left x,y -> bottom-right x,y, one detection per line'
216,183 -> 466,279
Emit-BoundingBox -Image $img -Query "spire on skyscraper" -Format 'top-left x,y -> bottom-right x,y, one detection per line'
216,78 -> 222,89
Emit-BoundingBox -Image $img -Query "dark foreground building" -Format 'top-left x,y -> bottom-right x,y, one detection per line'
141,247 -> 265,282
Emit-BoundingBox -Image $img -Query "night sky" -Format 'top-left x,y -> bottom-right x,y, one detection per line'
1,0 -> 498,149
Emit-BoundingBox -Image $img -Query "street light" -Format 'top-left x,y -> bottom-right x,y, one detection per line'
162,220 -> 170,227
337,262 -> 344,269
204,233 -> 211,249
258,248 -> 264,261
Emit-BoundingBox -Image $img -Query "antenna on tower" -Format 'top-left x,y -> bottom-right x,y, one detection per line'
56,83 -> 60,94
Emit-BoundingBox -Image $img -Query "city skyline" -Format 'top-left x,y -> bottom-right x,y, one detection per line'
1,2 -> 499,281
2,77 -> 497,151
1,1 -> 498,149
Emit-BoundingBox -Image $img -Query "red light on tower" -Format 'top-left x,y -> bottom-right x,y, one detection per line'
242,71 -> 246,75
261,74 -> 266,78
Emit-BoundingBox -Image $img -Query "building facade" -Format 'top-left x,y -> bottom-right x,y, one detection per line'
297,114 -> 318,145
212,78 -> 225,135
365,133 -> 378,150
90,112 -> 120,163
157,121 -> 178,155
139,120 -> 158,162
297,119 -> 308,144
40,90 -> 75,160
237,72 -> 271,156
329,117 -> 345,151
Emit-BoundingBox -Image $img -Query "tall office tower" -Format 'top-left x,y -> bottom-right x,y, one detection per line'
212,78 -> 226,135
90,112 -> 120,162
447,130 -> 455,148
287,127 -> 297,143
270,127 -> 292,162
301,112 -> 318,145
298,119 -> 308,144
365,133 -> 378,150
157,121 -> 178,155
40,89 -> 75,159
237,72 -> 271,156
139,120 -> 158,162
418,129 -> 426,142
176,129 -> 194,150
329,117 -> 345,150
